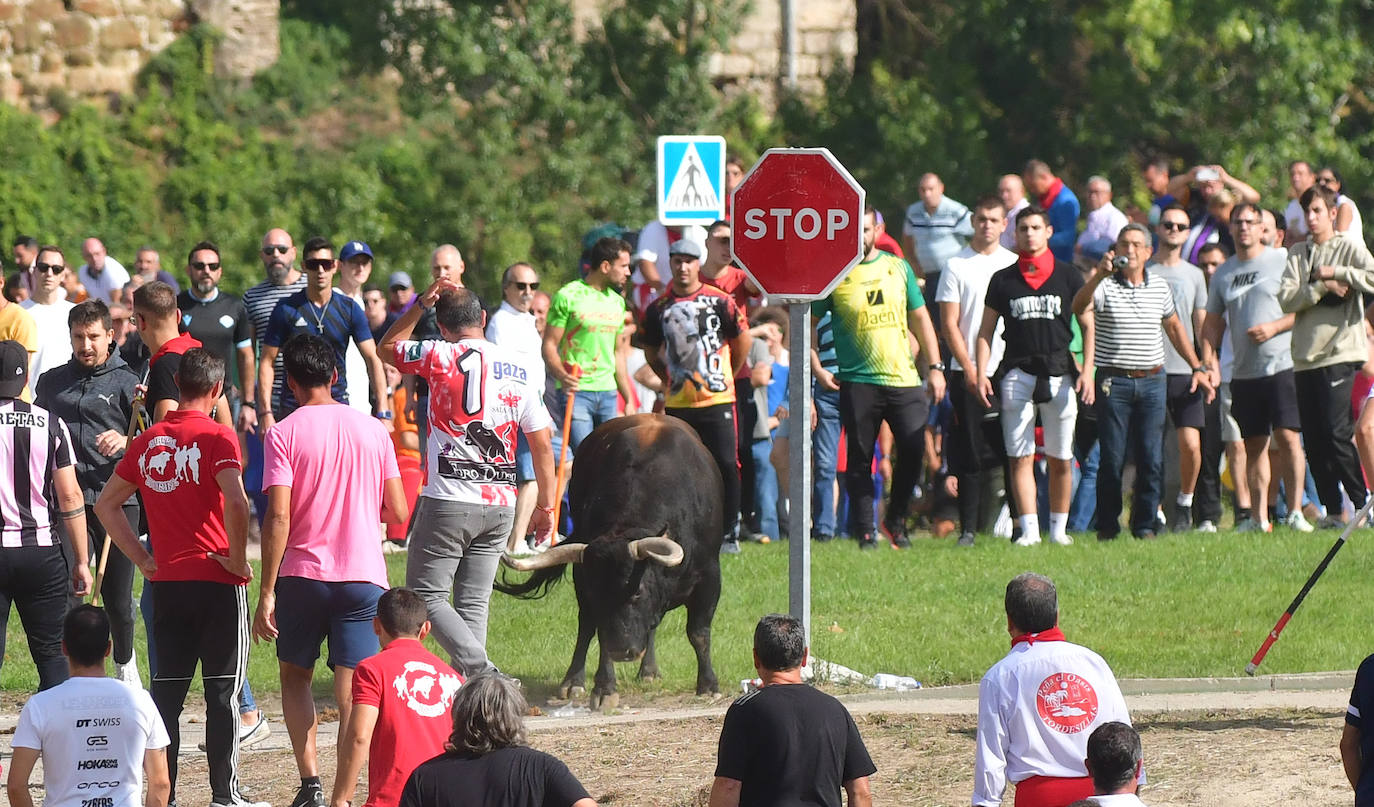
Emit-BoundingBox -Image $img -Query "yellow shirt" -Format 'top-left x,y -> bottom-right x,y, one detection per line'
0,303 -> 38,400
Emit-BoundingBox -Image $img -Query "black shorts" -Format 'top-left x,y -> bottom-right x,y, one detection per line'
1229,369 -> 1302,438
1165,374 -> 1205,429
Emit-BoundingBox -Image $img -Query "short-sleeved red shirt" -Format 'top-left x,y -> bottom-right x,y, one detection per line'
115,408 -> 245,585
352,638 -> 464,807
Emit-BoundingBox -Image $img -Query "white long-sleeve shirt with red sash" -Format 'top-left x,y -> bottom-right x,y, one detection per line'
972,628 -> 1133,806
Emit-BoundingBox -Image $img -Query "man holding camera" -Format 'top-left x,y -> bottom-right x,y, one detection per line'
1072,223 -> 1213,541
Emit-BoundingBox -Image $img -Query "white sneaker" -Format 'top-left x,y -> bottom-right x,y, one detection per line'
1013,534 -> 1042,547
1050,533 -> 1073,546
211,797 -> 271,807
1283,510 -> 1315,533
1197,520 -> 1218,533
114,658 -> 141,688
199,716 -> 271,751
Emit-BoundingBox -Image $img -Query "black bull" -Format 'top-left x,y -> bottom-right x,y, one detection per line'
496,413 -> 723,709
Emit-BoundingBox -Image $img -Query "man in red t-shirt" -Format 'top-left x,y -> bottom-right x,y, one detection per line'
95,348 -> 262,807
331,587 -> 464,807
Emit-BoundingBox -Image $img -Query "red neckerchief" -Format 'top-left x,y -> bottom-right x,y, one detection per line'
1038,176 -> 1064,209
1011,626 -> 1066,648
1017,249 -> 1055,291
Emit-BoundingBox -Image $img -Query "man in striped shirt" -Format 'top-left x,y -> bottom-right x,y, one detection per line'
0,339 -> 91,690
1072,223 -> 1213,541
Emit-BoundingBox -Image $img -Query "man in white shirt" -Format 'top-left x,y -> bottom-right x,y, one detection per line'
936,197 -> 1015,546
973,573 -> 1133,807
336,239 -> 377,415
485,261 -> 548,553
1283,160 -> 1315,245
79,237 -> 131,304
21,245 -> 75,379
7,605 -> 171,807
998,175 -> 1029,251
1075,176 -> 1130,263
1084,722 -> 1147,806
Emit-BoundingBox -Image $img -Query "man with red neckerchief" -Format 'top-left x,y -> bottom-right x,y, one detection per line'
973,573 -> 1133,807
976,206 -> 1092,547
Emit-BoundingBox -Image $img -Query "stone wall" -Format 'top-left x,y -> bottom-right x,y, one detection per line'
1,0 -> 847,116
0,0 -> 279,115
573,0 -> 856,108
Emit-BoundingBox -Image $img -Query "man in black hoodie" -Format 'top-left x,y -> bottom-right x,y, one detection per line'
35,299 -> 142,686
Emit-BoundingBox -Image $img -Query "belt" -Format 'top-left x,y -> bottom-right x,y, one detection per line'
1097,365 -> 1163,379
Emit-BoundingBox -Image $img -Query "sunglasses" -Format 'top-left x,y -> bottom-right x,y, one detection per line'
509,281 -> 540,291
1159,222 -> 1189,232
304,259 -> 336,271
190,261 -> 221,271
1317,177 -> 1336,185
262,244 -> 291,255
34,262 -> 64,275
711,236 -> 730,244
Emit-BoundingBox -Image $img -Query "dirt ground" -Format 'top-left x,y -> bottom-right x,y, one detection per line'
138,703 -> 1349,807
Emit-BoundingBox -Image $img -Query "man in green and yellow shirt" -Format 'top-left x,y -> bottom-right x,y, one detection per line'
812,207 -> 945,550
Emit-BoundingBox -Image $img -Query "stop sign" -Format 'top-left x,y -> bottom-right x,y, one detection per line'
730,148 -> 866,301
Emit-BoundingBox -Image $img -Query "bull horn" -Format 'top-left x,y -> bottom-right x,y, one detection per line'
501,542 -> 586,571
628,535 -> 684,567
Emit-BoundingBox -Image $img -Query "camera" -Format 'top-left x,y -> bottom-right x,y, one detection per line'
1111,255 -> 1131,272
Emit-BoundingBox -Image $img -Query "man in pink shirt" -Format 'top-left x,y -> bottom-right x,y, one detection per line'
252,334 -> 409,807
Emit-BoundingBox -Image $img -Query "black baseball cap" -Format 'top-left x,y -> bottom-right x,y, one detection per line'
0,340 -> 28,398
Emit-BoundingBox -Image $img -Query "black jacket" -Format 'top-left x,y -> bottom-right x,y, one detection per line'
35,351 -> 141,503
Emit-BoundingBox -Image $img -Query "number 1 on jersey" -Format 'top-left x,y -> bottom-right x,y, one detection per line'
458,349 -> 485,417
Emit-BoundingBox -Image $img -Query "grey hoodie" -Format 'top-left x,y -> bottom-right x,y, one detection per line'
35,350 -> 141,503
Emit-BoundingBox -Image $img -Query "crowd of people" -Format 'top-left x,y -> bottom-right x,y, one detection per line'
2,151 -> 1374,807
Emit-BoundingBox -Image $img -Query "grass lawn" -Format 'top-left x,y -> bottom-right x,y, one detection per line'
4,527 -> 1371,698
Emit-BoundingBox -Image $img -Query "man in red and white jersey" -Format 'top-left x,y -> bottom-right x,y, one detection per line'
380,283 -> 556,676
973,573 -> 1134,807
0,339 -> 91,690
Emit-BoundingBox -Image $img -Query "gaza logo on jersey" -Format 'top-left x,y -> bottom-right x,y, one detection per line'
1035,672 -> 1099,734
391,660 -> 462,718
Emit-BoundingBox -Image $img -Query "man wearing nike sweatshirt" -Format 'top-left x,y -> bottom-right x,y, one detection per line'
35,298 -> 143,684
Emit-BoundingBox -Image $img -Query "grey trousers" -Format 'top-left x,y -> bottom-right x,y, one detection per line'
406,496 -> 513,676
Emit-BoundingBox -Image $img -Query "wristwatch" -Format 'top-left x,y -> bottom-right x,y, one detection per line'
1192,364 -> 1209,374
375,410 -> 393,420
929,362 -> 946,373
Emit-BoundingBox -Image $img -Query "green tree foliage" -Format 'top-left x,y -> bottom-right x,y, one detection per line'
801,0 -> 1374,225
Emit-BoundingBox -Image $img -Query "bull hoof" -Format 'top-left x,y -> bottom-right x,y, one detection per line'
558,684 -> 586,700
590,691 -> 619,711
638,670 -> 660,682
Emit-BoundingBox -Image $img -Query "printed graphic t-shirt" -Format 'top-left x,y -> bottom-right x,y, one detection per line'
393,338 -> 552,507
115,409 -> 245,585
352,638 -> 465,807
811,252 -> 925,388
12,676 -> 170,807
640,284 -> 748,409
546,279 -> 626,392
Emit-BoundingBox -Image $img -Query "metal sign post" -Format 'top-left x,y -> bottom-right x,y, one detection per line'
785,303 -> 813,638
729,147 -> 865,643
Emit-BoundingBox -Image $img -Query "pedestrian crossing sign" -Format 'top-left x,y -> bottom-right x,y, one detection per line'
657,135 -> 726,225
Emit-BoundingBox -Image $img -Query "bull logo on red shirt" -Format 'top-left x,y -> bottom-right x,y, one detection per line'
1035,672 -> 1099,734
137,436 -> 201,494
391,660 -> 462,718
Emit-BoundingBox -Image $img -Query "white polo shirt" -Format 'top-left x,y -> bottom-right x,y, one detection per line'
974,635 -> 1133,806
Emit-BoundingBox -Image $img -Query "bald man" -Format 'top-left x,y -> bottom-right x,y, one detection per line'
999,175 -> 1029,251
244,229 -> 307,422
401,243 -> 469,460
78,237 -> 131,304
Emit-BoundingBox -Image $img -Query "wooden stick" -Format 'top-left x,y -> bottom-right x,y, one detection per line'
93,388 -> 147,604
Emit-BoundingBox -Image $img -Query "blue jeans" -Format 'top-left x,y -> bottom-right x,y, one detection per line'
752,438 -> 781,539
811,386 -> 842,537
563,389 -> 619,453
1068,440 -> 1099,531
1095,372 -> 1167,536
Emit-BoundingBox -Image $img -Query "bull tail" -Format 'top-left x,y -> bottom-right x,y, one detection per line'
493,565 -> 566,599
